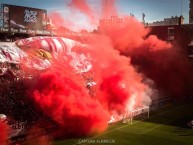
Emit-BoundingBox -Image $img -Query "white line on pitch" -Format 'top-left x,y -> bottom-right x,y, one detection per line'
74,102 -> 193,145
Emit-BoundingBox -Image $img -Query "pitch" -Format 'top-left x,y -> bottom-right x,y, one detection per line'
53,101 -> 193,145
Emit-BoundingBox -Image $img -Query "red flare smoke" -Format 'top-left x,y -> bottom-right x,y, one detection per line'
31,63 -> 109,137
100,15 -> 192,99
30,34 -> 150,137
68,0 -> 97,26
101,17 -> 170,53
101,0 -> 117,18
49,12 -> 65,28
27,0 -> 193,139
129,45 -> 193,98
69,0 -> 93,18
48,12 -> 74,35
0,121 -> 9,145
84,34 -> 150,113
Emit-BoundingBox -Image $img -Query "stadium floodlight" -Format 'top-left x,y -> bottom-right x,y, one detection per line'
123,106 -> 150,124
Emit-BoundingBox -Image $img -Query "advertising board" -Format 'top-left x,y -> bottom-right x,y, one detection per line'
2,4 -> 47,30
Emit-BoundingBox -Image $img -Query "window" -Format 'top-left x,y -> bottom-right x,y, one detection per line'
168,27 -> 175,41
168,27 -> 174,35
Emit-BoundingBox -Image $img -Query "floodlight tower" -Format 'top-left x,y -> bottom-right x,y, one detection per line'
189,0 -> 193,23
102,0 -> 116,19
102,0 -> 107,19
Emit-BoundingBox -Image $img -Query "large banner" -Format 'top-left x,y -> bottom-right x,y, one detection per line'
2,4 -> 47,30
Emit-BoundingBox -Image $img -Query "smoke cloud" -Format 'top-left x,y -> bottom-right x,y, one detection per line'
0,121 -> 9,145
29,24 -> 152,137
26,0 -> 193,139
31,62 -> 109,137
69,0 -> 95,22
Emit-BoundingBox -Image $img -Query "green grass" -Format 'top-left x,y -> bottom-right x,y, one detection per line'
53,101 -> 193,145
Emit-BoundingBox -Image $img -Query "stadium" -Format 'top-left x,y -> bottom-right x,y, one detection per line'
0,1 -> 193,145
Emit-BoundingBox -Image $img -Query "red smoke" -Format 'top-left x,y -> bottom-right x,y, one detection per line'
100,15 -> 193,99
0,121 -> 9,145
69,0 -> 94,18
27,0 -> 193,139
84,34 -> 150,112
68,0 -> 97,27
101,0 -> 117,18
29,26 -> 151,137
129,45 -> 193,98
49,12 -> 65,28
101,17 -> 171,52
31,63 -> 109,137
48,12 -> 74,35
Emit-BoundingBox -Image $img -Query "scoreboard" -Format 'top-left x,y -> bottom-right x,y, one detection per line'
0,4 -> 51,35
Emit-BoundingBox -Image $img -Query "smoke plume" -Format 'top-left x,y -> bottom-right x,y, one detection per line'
27,0 -> 193,139
0,121 -> 9,145
31,62 -> 109,137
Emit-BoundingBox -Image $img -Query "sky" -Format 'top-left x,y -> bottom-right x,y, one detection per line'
0,0 -> 190,30
117,0 -> 189,23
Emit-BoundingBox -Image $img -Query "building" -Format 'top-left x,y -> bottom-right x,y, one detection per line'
148,23 -> 193,61
148,15 -> 184,26
98,15 -> 135,32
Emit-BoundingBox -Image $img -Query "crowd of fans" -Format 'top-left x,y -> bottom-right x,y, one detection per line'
0,61 -> 95,143
0,62 -> 44,127
0,35 -> 28,42
0,62 -> 37,120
